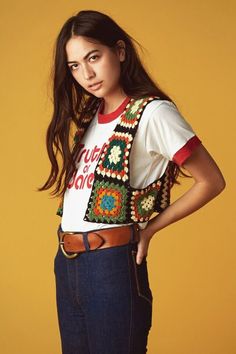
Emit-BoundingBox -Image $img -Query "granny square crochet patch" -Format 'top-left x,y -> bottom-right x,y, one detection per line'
85,180 -> 128,223
96,132 -> 133,182
130,181 -> 162,222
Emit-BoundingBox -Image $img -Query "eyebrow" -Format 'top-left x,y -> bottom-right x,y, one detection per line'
67,49 -> 100,64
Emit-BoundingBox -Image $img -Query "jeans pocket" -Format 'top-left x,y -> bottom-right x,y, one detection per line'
131,249 -> 153,306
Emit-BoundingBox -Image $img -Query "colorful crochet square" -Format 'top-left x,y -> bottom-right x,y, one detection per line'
85,180 -> 128,222
130,181 -> 162,222
96,132 -> 132,182
118,98 -> 143,129
119,96 -> 157,129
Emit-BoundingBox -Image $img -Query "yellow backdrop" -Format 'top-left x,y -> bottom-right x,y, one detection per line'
0,0 -> 234,353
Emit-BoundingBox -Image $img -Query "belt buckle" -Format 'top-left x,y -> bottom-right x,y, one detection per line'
59,232 -> 79,259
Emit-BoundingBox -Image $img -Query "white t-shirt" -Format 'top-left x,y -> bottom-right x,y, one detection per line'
61,97 -> 202,232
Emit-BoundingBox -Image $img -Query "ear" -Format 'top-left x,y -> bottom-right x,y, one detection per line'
115,40 -> 126,62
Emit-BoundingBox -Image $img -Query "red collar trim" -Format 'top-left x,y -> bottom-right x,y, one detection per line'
98,96 -> 131,124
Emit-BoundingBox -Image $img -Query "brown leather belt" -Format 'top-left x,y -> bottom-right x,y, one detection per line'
57,224 -> 140,259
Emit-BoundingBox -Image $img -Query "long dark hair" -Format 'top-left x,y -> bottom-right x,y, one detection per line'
38,9 -> 191,199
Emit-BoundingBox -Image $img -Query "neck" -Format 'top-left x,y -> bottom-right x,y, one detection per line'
101,90 -> 128,115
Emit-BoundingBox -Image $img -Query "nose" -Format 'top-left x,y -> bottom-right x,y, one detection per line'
82,64 -> 95,80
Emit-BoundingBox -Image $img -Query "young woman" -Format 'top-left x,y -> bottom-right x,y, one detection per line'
38,9 -> 226,354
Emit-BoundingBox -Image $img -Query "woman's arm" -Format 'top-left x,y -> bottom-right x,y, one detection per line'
136,144 -> 226,264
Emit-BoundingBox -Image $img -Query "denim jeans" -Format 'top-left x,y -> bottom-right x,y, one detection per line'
54,223 -> 153,354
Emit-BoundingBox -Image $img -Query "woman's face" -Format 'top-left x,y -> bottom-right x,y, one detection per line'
65,36 -> 125,100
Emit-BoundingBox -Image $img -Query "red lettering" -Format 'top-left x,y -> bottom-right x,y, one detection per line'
84,149 -> 93,163
74,175 -> 84,189
76,143 -> 107,164
83,164 -> 90,173
73,173 -> 94,190
67,142 -> 107,190
87,173 -> 94,188
76,144 -> 85,163
91,145 -> 101,162
100,142 -> 107,155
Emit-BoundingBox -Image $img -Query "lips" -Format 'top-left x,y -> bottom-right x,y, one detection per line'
89,81 -> 103,88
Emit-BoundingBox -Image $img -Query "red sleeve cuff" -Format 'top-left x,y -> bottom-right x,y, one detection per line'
172,135 -> 202,166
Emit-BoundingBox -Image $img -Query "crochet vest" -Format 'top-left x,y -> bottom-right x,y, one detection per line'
56,95 -> 172,224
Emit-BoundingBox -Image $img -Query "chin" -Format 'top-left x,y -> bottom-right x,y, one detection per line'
91,90 -> 106,99
84,89 -> 102,98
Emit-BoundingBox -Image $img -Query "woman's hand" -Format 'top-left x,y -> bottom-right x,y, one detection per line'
135,227 -> 154,265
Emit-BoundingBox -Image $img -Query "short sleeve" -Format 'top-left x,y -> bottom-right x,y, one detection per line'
145,101 -> 202,166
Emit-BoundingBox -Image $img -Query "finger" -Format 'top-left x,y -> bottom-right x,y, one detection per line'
136,254 -> 143,265
136,250 -> 147,265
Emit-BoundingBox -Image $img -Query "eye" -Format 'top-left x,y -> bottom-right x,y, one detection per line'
89,55 -> 99,62
68,55 -> 99,72
69,64 -> 78,71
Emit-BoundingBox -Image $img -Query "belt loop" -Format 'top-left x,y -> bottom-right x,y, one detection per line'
134,223 -> 140,243
130,224 -> 135,243
82,232 -> 90,252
